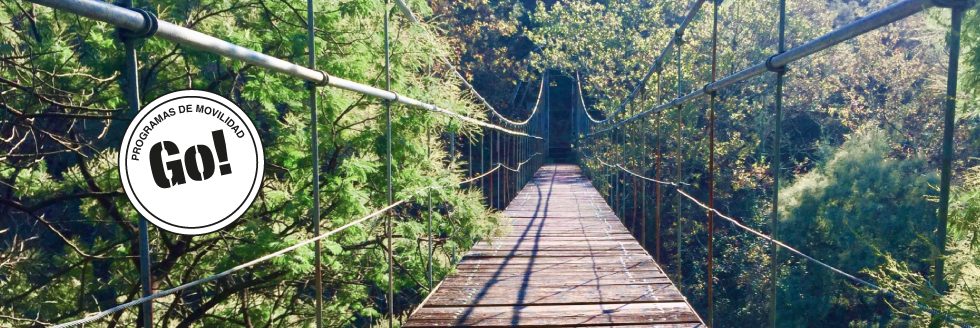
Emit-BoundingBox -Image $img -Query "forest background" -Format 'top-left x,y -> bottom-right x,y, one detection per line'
2,0 -> 980,327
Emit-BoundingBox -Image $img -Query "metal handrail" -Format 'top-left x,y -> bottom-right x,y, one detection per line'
26,0 -> 539,138
589,0 -> 937,135
582,0 -> 708,124
394,0 -> 546,127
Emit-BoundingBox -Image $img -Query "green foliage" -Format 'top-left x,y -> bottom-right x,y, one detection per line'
537,0 -> 967,326
0,0 -> 502,326
962,9 -> 980,112
428,0 -> 537,116
777,128 -> 938,326
868,164 -> 980,327
950,165 -> 980,247
2,0 -> 977,326
861,7 -> 980,327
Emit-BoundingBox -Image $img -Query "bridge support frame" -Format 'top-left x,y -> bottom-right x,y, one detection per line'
116,2 -> 156,326
933,0 -> 971,295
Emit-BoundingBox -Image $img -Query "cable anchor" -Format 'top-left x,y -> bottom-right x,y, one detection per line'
703,85 -> 717,96
673,29 -> 685,45
115,6 -> 158,41
308,71 -> 330,88
765,53 -> 788,75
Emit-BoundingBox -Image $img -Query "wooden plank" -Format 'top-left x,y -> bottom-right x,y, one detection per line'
438,276 -> 673,288
455,256 -> 661,265
468,245 -> 649,253
454,263 -> 665,273
424,284 -> 686,307
405,164 -> 703,327
405,303 -> 702,327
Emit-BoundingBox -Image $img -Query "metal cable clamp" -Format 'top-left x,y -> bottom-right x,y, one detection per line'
765,53 -> 788,74
116,6 -> 158,40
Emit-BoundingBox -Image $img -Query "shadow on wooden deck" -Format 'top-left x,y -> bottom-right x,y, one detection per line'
405,164 -> 704,327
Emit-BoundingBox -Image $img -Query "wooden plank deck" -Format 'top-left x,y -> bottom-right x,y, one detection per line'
405,164 -> 704,327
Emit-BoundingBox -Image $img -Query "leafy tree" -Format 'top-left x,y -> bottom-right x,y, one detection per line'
532,0 -> 969,326
868,163 -> 980,327
2,0 -> 977,326
777,128 -> 938,326
0,0 -> 508,326
428,0 -> 538,116
865,7 -> 980,327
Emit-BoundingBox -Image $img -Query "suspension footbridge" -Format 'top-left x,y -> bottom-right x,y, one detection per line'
4,0 -> 973,326
405,165 -> 703,326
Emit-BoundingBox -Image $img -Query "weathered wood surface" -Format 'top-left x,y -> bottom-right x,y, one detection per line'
405,164 -> 704,327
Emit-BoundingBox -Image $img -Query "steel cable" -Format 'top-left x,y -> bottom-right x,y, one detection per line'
499,153 -> 542,172
393,0 -> 546,128
584,0 -> 939,135
674,189 -> 882,290
584,135 -> 884,290
48,148 -> 535,327
25,0 -> 537,139
584,148 -> 976,326
51,201 -> 405,328
610,162 -> 882,290
577,0 -> 709,125
575,71 -> 606,123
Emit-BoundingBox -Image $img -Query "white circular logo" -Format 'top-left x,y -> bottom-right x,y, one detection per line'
119,90 -> 264,235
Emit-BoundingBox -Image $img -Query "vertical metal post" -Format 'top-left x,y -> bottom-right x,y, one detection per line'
612,128 -> 617,213
512,129 -> 517,200
518,126 -> 522,188
481,128 -> 486,195
655,73 -> 663,263
508,130 -> 511,189
935,4 -> 965,295
468,134 -> 473,178
614,128 -> 619,214
305,0 -> 322,325
600,131 -> 605,194
507,132 -> 512,203
574,75 -> 580,156
641,86 -> 648,250
382,1 -> 395,326
620,127 -> 625,217
625,123 -> 631,225
675,37 -> 684,288
620,126 -> 627,218
770,0 -> 787,325
706,0 -> 720,325
489,121 -> 495,207
632,121 -> 639,233
450,130 -> 456,166
626,121 -> 630,227
495,120 -> 501,208
426,121 -> 433,291
601,131 -> 613,197
545,73 -> 551,157
119,1 -> 153,326
514,132 -> 517,198
617,128 -> 622,213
